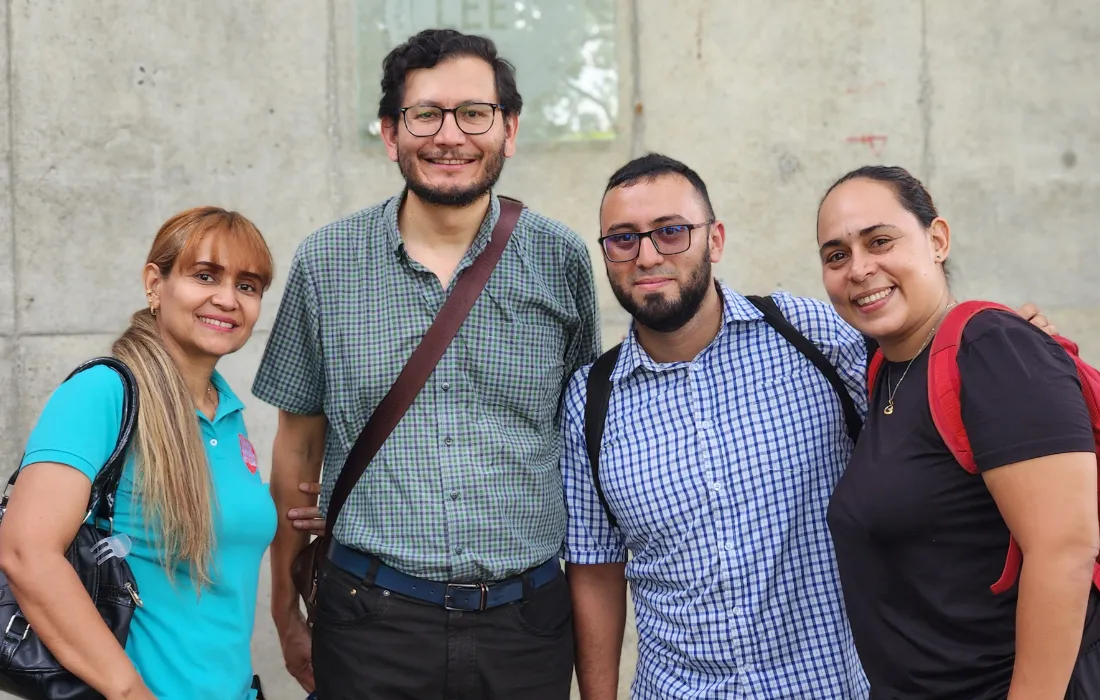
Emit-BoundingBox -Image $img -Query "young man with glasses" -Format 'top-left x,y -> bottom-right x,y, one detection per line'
253,29 -> 600,699
562,153 -> 872,699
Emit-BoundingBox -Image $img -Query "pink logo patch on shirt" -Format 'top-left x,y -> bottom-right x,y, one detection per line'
239,435 -> 259,475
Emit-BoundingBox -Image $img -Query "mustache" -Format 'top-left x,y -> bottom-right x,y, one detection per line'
632,269 -> 678,283
420,152 -> 481,160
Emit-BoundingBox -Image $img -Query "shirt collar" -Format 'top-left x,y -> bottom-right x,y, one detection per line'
383,189 -> 500,259
610,280 -> 765,382
199,369 -> 244,424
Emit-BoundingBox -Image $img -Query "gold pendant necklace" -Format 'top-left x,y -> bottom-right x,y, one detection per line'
883,301 -> 957,416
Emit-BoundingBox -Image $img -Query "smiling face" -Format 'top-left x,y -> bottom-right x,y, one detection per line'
381,55 -> 517,208
144,228 -> 268,365
600,173 -> 724,333
816,177 -> 951,343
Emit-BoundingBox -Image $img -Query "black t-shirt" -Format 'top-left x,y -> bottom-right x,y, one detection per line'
828,309 -> 1098,699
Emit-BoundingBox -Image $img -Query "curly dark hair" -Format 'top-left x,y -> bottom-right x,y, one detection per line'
378,29 -> 523,123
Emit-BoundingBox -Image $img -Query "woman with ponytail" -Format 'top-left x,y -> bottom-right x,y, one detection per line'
0,207 -> 279,699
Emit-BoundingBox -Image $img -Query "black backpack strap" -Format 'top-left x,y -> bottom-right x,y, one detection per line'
745,295 -> 863,443
584,343 -> 623,529
863,334 -> 879,368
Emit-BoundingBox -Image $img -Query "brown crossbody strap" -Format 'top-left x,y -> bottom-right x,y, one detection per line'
323,197 -> 523,535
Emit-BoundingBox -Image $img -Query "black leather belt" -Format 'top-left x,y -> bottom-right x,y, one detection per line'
327,540 -> 560,612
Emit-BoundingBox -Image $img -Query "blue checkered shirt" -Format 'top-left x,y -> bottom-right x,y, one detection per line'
562,284 -> 871,699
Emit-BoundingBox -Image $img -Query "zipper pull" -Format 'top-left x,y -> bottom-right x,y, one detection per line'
124,581 -> 143,608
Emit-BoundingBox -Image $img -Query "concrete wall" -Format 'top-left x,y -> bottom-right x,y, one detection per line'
0,1 -> 1096,697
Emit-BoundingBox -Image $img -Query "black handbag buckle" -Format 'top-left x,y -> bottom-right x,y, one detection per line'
4,614 -> 28,641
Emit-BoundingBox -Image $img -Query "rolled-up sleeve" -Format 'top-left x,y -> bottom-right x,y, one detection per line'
560,366 -> 627,564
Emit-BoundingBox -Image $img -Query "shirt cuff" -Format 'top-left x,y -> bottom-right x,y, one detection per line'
20,449 -> 98,482
564,547 -> 627,565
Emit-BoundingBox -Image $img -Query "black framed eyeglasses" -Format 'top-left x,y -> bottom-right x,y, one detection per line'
399,102 -> 500,137
598,221 -> 714,263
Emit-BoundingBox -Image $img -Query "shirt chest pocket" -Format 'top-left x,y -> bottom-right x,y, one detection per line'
737,368 -> 844,473
463,321 -> 566,426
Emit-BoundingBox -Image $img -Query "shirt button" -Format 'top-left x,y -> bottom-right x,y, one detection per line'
444,436 -> 453,446
209,439 -> 218,447
724,541 -> 735,551
710,481 -> 723,492
691,364 -> 703,373
441,382 -> 451,392
699,420 -> 712,429
450,491 -> 459,500
455,546 -> 464,555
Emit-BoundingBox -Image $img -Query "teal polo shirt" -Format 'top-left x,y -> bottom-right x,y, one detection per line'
20,364 -> 276,699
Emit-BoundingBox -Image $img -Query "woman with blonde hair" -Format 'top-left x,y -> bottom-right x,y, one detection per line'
0,207 -> 279,699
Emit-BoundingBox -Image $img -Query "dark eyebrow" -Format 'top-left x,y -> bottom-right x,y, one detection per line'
193,260 -> 262,282
605,214 -> 691,235
818,223 -> 895,254
410,100 -> 493,108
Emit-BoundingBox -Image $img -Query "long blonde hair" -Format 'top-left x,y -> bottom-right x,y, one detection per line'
112,207 -> 273,586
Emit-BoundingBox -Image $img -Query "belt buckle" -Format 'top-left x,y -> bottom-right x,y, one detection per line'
444,582 -> 488,611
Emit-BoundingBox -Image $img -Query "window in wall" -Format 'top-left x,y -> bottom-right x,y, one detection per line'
355,0 -> 619,144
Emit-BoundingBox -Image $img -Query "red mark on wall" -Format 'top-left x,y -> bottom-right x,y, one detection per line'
845,80 -> 887,95
846,134 -> 888,157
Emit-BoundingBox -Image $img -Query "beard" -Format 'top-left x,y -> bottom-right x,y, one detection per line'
398,141 -> 507,208
610,249 -> 713,333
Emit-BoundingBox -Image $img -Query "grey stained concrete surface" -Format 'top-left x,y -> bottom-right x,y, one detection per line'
0,0 -> 1098,698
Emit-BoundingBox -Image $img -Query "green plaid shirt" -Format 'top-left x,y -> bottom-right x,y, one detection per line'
253,191 -> 601,582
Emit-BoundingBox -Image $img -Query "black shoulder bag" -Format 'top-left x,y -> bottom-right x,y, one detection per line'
0,356 -> 142,700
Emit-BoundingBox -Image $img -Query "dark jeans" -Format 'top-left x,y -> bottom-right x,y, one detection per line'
312,556 -> 575,700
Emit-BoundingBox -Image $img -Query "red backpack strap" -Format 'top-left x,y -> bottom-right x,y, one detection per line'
867,348 -> 886,399
927,299 -> 1021,594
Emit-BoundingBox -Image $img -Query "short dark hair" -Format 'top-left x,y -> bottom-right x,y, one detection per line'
821,165 -> 949,278
821,165 -> 938,228
603,153 -> 716,220
378,29 -> 523,123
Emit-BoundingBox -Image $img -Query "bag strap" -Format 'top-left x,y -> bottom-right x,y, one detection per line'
746,295 -> 863,443
3,356 -> 139,525
926,300 -> 1015,474
924,300 -> 1026,594
584,343 -> 623,529
323,197 -> 524,537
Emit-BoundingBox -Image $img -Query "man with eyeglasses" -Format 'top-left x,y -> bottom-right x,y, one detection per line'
253,29 -> 599,699
561,153 -> 872,699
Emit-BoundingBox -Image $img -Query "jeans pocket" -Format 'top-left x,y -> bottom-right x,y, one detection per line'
509,573 -> 573,638
314,562 -> 391,628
